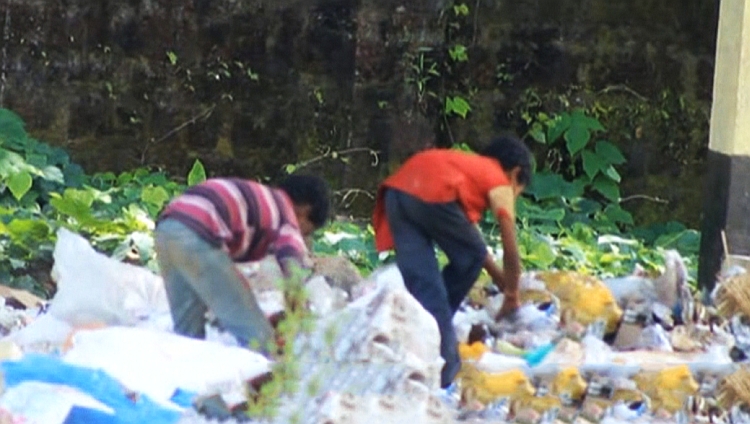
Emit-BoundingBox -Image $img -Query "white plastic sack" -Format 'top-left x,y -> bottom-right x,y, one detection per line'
47,228 -> 169,326
347,276 -> 444,382
603,275 -> 657,307
316,392 -> 453,424
350,264 -> 406,300
0,381 -> 113,424
63,326 -> 271,405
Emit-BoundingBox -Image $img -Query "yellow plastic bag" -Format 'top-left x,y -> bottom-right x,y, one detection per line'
458,342 -> 490,361
458,365 -> 535,406
536,271 -> 623,334
550,367 -> 588,401
633,364 -> 699,413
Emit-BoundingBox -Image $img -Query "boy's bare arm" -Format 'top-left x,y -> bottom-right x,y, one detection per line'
497,214 -> 521,299
484,253 -> 505,290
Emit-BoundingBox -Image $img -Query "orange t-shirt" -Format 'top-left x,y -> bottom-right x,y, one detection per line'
373,148 -> 512,251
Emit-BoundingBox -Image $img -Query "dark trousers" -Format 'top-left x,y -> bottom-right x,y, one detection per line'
383,188 -> 487,388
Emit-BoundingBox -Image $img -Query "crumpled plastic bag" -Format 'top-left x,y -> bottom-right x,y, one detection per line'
306,275 -> 348,316
47,228 -> 169,326
3,313 -> 73,350
533,271 -> 623,334
62,326 -> 271,405
0,354 -> 182,424
632,365 -> 699,413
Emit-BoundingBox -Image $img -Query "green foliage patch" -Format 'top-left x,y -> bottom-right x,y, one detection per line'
0,107 -> 699,299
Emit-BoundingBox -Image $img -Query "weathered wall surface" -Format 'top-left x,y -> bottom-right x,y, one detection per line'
0,0 -> 719,225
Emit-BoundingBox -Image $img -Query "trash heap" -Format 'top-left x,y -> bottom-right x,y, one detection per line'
0,228 -> 746,424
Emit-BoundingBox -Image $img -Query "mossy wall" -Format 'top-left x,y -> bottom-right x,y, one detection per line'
0,0 -> 718,226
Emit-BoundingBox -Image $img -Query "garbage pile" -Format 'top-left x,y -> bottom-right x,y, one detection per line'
0,228 -> 745,423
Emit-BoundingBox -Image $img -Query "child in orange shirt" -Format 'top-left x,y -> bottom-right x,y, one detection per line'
372,136 -> 531,388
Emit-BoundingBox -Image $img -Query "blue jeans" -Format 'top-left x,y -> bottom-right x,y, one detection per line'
383,189 -> 487,388
154,218 -> 274,352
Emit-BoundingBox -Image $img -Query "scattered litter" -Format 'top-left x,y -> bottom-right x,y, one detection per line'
0,231 -> 745,423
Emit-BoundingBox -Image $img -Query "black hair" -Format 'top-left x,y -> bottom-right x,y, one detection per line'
479,136 -> 533,186
278,174 -> 331,228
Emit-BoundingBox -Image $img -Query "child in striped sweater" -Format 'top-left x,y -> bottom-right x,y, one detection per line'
154,175 -> 330,353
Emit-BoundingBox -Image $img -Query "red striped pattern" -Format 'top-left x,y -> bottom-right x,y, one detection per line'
158,178 -> 309,267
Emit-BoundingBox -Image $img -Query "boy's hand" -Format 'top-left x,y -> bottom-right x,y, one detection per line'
496,292 -> 521,321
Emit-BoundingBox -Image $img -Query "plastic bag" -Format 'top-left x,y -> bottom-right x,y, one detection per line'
0,354 -> 182,424
63,326 -> 271,404
535,271 -> 623,334
0,381 -> 113,424
306,276 -> 348,316
47,228 -> 169,326
4,313 -> 73,350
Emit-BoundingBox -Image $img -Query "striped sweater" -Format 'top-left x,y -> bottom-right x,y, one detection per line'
157,178 -> 310,272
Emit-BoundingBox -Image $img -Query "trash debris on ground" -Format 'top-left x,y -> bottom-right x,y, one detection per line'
0,228 -> 745,423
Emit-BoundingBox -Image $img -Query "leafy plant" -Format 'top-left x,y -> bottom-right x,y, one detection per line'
405,49 -> 441,107
0,106 -> 701,301
449,44 -> 469,62
445,96 -> 472,118
246,264 -> 315,419
522,109 -> 634,232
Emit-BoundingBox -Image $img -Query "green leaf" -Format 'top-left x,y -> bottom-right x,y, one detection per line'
49,188 -> 96,221
571,198 -> 602,215
529,123 -> 547,144
603,204 -> 634,225
24,153 -> 47,168
6,218 -> 50,241
583,115 -> 606,132
564,121 -> 591,156
42,166 -> 65,184
166,51 -> 178,65
7,172 -> 33,201
546,113 -> 571,143
187,159 -> 207,186
141,186 -> 170,209
449,45 -> 469,62
0,109 -> 28,146
581,149 -> 603,180
593,176 -> 620,202
0,148 -> 39,179
526,171 -> 585,200
453,3 -> 470,16
603,165 -> 621,183
445,96 -> 472,118
655,230 -> 701,255
117,172 -> 134,186
595,141 -> 626,165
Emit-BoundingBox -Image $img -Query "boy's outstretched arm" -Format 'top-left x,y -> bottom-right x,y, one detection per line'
485,186 -> 522,319
495,215 -> 521,317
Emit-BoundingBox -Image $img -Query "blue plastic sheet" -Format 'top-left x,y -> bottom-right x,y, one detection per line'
1,354 -> 182,424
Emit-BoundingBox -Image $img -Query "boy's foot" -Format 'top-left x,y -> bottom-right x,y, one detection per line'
435,382 -> 460,409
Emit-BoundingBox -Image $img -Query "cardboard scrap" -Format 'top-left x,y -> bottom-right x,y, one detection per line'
0,285 -> 45,309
